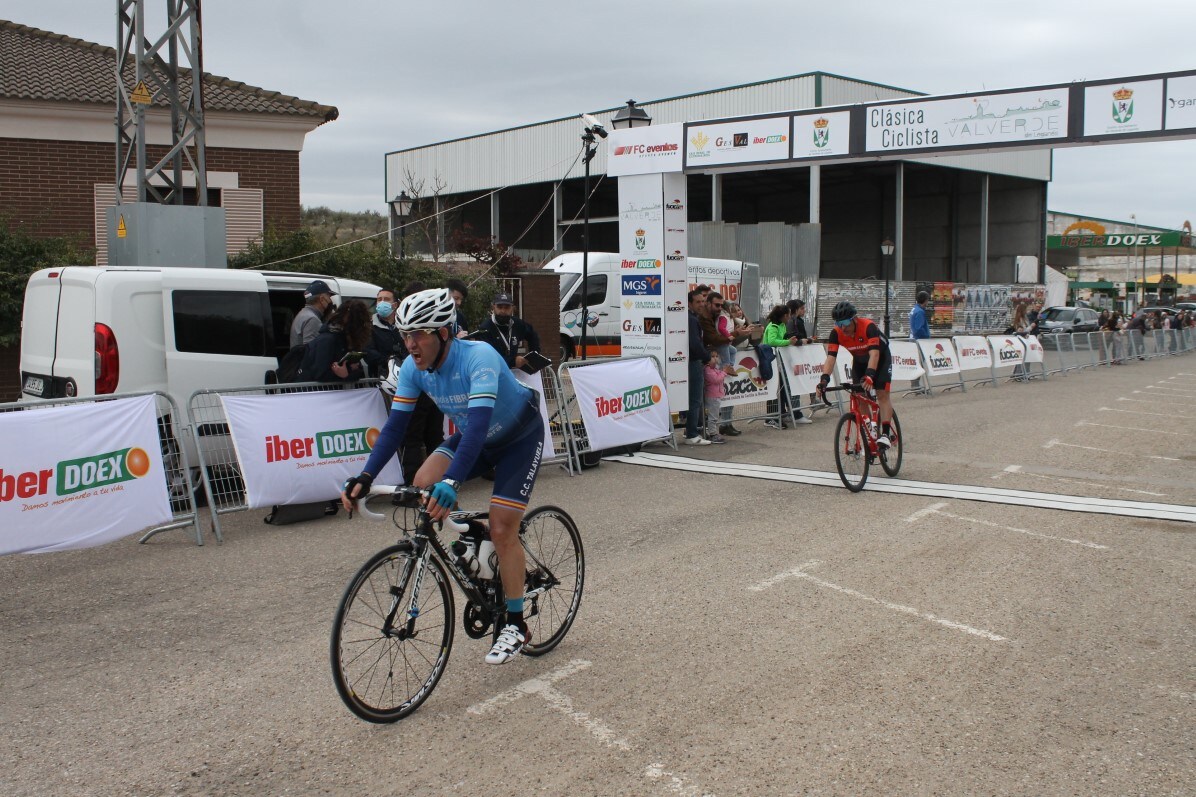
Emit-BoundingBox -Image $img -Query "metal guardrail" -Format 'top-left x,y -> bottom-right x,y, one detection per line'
0,390 -> 202,545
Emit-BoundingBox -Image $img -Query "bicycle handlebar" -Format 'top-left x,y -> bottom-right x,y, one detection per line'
819,382 -> 871,406
346,484 -> 469,534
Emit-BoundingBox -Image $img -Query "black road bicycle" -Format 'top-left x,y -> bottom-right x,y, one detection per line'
330,485 -> 584,723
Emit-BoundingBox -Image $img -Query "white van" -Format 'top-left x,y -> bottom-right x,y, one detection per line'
543,252 -> 760,358
19,266 -> 381,472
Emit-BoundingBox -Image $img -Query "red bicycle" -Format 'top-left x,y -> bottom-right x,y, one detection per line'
821,383 -> 903,491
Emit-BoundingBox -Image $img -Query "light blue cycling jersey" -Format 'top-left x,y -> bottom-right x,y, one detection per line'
389,338 -> 536,447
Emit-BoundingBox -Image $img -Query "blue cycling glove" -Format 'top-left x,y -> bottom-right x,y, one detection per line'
428,479 -> 458,510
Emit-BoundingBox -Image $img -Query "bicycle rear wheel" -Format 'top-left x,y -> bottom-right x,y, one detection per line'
880,411 -> 903,477
519,506 -> 584,656
330,543 -> 455,723
834,413 -> 869,492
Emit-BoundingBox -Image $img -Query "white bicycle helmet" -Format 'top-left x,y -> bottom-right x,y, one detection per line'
395,288 -> 456,331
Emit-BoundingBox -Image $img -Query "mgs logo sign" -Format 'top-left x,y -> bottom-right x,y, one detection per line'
622,274 -> 661,296
813,117 -> 830,149
1112,86 -> 1134,124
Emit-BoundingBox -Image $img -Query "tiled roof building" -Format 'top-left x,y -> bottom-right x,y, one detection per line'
0,19 -> 337,262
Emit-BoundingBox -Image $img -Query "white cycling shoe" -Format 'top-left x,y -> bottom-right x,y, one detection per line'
876,434 -> 892,450
485,623 -> 528,665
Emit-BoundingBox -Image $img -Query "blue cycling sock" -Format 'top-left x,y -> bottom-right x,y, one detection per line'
506,597 -> 524,614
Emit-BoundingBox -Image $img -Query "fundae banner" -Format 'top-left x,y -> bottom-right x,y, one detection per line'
1,395 -> 171,555
222,390 -> 403,509
569,358 -> 670,451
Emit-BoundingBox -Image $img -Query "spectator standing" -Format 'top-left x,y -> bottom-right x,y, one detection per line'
700,292 -> 739,436
475,293 -> 543,370
365,288 -> 403,378
290,280 -> 336,347
762,305 -> 809,427
685,289 -> 712,446
909,292 -> 931,340
1127,311 -> 1148,359
703,351 -> 728,444
446,278 -> 471,338
297,300 -> 372,383
785,299 -> 815,423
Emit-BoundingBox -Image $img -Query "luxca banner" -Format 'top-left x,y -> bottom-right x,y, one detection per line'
222,390 -> 403,508
570,358 -> 670,451
987,336 -> 1026,366
1,395 -> 172,555
916,339 -> 962,376
888,341 -> 926,382
720,348 -> 778,407
953,336 -> 993,371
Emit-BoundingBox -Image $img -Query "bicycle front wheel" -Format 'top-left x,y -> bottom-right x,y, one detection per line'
834,413 -> 869,492
520,506 -> 584,656
330,543 -> 455,723
880,411 -> 903,477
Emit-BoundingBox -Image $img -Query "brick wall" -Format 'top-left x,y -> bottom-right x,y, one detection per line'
514,270 -> 562,365
0,137 -> 302,244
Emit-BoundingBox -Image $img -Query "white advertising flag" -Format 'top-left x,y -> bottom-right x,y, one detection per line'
511,369 -> 556,459
986,336 -> 1026,366
953,336 -> 993,371
1,395 -> 172,555
222,390 -> 403,509
916,339 -> 962,376
569,358 -> 670,451
778,344 -> 828,394
720,348 -> 778,407
888,341 -> 926,382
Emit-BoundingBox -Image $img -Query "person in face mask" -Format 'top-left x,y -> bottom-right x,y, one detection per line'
364,288 -> 403,378
475,292 -> 542,370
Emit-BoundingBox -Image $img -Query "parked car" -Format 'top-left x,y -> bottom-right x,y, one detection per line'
1174,302 -> 1196,312
1037,306 -> 1101,333
1132,306 -> 1179,322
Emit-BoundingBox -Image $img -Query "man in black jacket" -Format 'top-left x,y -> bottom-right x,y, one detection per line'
685,289 -> 712,446
365,287 -> 403,378
475,293 -> 542,370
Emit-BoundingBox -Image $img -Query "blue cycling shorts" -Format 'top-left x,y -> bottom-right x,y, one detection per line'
434,413 -> 544,513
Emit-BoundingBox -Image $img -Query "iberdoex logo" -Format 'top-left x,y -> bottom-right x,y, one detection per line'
621,258 -> 659,269
1,446 -> 152,505
594,385 -> 662,418
622,275 -> 661,296
266,427 -> 381,464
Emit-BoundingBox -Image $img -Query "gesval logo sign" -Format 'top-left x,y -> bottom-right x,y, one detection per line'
1,446 -> 152,504
265,427 -> 381,463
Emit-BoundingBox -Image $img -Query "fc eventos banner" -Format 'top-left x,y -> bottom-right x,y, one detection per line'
222,390 -> 403,509
1,395 -> 172,555
569,358 -> 670,451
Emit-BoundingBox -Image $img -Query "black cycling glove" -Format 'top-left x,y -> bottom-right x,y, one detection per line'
343,471 -> 374,501
818,373 -> 831,388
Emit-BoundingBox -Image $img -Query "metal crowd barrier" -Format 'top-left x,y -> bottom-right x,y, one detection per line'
529,365 -> 578,477
187,379 -> 385,542
556,355 -> 677,468
0,390 -> 203,545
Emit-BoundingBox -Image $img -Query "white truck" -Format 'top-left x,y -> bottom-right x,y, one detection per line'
543,252 -> 760,358
18,266 -> 381,483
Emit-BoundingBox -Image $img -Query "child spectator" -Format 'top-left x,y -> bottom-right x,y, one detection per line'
703,350 -> 728,444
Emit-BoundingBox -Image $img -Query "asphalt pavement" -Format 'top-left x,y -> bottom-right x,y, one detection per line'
1,356 -> 1193,796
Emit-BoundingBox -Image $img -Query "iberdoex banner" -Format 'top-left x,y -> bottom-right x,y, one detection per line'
570,358 -> 670,451
223,390 -> 403,508
1,395 -> 172,555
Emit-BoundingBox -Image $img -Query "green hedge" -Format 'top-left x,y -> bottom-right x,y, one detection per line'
1,224 -> 95,347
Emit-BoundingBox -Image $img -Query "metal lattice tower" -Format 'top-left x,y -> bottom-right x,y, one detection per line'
114,0 -> 208,206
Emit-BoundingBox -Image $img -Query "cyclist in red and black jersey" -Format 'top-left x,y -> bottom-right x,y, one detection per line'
814,301 -> 895,449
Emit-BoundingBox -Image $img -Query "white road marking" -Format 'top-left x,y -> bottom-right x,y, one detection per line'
1117,396 -> 1196,414
468,659 -> 713,795
991,464 -> 1021,481
612,452 -> 1196,523
1144,385 -> 1196,396
1042,438 -> 1180,461
1131,390 -> 1190,402
749,560 -> 1007,642
906,501 -> 1108,549
993,468 -> 1166,497
1075,419 -> 1193,437
1100,406 -> 1191,419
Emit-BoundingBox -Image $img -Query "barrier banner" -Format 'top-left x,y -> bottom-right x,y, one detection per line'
916,339 -> 961,375
1023,336 -> 1045,363
778,344 -> 827,394
222,390 -> 403,509
888,340 -> 926,381
511,369 -> 557,458
721,348 -> 779,407
987,335 -> 1026,366
953,336 -> 993,371
1,395 -> 172,555
570,358 -> 670,450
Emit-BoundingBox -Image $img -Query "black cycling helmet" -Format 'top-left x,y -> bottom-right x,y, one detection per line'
831,301 -> 857,323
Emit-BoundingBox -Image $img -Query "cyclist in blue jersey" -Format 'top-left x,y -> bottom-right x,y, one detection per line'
341,288 -> 544,665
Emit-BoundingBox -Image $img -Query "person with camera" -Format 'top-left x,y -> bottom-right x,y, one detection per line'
475,293 -> 544,371
815,301 -> 895,449
297,300 -> 373,383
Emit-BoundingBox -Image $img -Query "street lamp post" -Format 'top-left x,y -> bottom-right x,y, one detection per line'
578,121 -> 604,360
389,191 -> 412,260
881,238 -> 895,336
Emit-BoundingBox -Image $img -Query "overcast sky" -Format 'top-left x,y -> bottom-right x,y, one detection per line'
7,1 -> 1195,230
